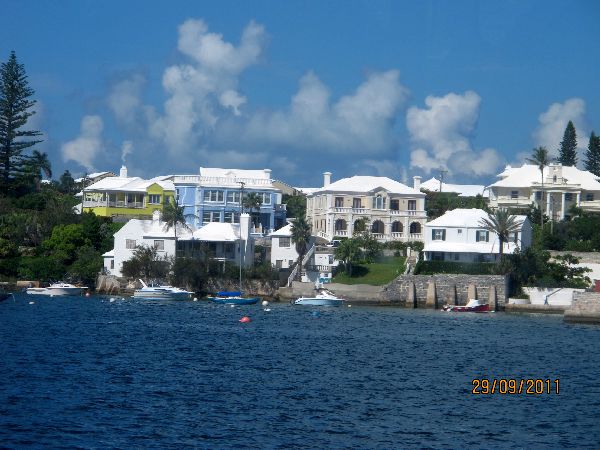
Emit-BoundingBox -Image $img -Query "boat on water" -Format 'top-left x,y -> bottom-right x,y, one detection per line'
207,291 -> 260,305
294,289 -> 345,306
26,282 -> 87,296
133,279 -> 194,300
0,291 -> 13,302
443,298 -> 490,313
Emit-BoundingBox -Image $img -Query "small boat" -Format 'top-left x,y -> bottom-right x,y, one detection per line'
443,298 -> 489,313
133,279 -> 193,300
0,291 -> 13,302
207,291 -> 260,305
26,282 -> 87,296
294,289 -> 345,306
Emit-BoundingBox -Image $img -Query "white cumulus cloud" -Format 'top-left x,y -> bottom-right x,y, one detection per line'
61,115 -> 104,171
533,98 -> 587,157
407,91 -> 503,177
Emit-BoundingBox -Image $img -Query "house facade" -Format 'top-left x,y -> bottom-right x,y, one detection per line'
103,211 -> 254,277
423,208 -> 532,263
487,163 -> 600,220
81,166 -> 175,220
306,172 -> 427,242
170,167 -> 286,235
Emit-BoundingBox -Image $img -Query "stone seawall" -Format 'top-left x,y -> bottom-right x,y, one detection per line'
381,274 -> 509,310
564,292 -> 600,324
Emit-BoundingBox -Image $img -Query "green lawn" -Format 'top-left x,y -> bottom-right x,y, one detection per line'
332,256 -> 406,286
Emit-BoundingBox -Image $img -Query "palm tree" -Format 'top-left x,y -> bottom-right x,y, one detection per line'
162,200 -> 193,261
24,150 -> 52,191
527,146 -> 550,228
242,192 -> 262,230
334,238 -> 362,276
478,209 -> 522,261
291,216 -> 312,281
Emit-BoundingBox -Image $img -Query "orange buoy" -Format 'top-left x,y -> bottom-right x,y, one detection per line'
239,316 -> 251,323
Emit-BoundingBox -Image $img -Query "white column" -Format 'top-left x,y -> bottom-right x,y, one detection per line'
546,192 -> 551,219
576,192 -> 581,206
560,191 -> 565,220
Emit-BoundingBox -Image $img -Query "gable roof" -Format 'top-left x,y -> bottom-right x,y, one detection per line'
189,222 -> 240,242
311,176 -> 423,196
488,164 -> 600,190
426,208 -> 527,228
84,175 -> 175,192
269,223 -> 293,237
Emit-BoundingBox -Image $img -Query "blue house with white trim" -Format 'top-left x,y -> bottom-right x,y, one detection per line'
171,168 -> 286,235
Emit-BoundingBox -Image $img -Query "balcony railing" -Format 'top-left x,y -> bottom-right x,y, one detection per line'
173,175 -> 200,184
330,207 -> 426,217
108,201 -> 145,209
200,176 -> 273,187
333,230 -> 349,237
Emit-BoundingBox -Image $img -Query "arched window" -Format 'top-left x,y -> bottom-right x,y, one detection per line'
335,219 -> 347,231
392,221 -> 403,233
371,220 -> 384,234
409,222 -> 421,234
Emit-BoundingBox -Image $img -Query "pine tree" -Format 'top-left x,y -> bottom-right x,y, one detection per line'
557,120 -> 578,166
584,131 -> 600,177
0,51 -> 43,192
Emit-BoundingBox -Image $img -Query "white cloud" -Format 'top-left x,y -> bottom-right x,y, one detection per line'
61,115 -> 104,171
533,98 -> 587,157
407,91 -> 503,177
107,74 -> 146,129
121,140 -> 133,165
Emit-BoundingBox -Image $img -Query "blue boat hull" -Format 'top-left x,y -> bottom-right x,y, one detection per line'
294,298 -> 344,306
208,296 -> 260,305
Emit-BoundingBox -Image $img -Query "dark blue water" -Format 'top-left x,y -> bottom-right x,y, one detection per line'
1,294 -> 599,449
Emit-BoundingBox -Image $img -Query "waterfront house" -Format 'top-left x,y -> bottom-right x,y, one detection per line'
81,166 -> 175,221
420,177 -> 488,198
170,167 -> 286,235
487,163 -> 600,220
103,211 -> 254,277
306,172 -> 426,242
423,208 -> 532,262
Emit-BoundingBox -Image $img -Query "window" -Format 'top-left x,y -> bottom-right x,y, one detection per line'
508,232 -> 518,244
148,194 -> 161,204
476,230 -> 489,242
154,240 -> 164,251
565,193 -> 573,201
586,193 -> 594,201
373,195 -> 385,209
224,212 -> 240,223
204,190 -> 224,202
390,199 -> 400,211
335,197 -> 344,207
224,243 -> 234,256
458,229 -> 463,234
553,175 -> 557,183
227,191 -> 240,203
261,193 -> 271,205
392,221 -> 403,233
511,191 -> 519,199
202,211 -> 221,223
279,237 -> 291,247
334,219 -> 347,231
408,200 -> 417,211
432,229 -> 446,241
454,253 -> 460,261
353,198 -> 362,209
535,191 -> 542,200
126,239 -> 136,249
110,260 -> 114,269
175,189 -> 180,201
275,260 -> 282,269
409,222 -> 421,234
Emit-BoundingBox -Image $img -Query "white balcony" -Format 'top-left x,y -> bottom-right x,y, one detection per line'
333,230 -> 349,237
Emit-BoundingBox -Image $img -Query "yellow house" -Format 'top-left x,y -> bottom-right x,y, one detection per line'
81,166 -> 175,220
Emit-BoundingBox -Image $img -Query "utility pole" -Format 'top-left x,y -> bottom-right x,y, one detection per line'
439,169 -> 448,193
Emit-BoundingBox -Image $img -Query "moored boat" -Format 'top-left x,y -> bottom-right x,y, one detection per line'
294,289 -> 345,306
133,280 -> 193,300
26,282 -> 87,296
207,291 -> 260,305
443,299 -> 489,313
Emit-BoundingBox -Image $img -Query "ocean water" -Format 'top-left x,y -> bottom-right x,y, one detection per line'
1,294 -> 600,449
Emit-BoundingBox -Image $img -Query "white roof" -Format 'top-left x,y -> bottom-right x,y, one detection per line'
199,167 -> 277,190
420,177 -> 488,198
488,164 -> 600,190
426,208 -> 527,228
269,223 -> 293,237
74,171 -> 115,183
102,250 -> 114,257
295,187 -> 320,195
188,222 -> 240,242
424,241 -> 520,255
200,167 -> 270,179
311,176 -> 424,196
84,175 -> 175,192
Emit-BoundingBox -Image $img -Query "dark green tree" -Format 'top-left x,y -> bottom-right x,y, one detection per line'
478,209 -> 522,261
282,194 -> 306,219
162,200 -> 193,260
0,51 -> 43,192
242,192 -> 262,228
584,131 -> 600,177
121,244 -> 170,280
59,170 -> 75,194
527,146 -> 551,228
557,120 -> 578,166
334,238 -> 362,276
290,216 -> 311,281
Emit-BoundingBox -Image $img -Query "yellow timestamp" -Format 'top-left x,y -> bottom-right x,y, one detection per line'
471,378 -> 559,395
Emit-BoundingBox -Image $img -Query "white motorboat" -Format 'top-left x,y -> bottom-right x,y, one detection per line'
294,289 -> 345,306
133,279 -> 193,300
26,282 -> 87,296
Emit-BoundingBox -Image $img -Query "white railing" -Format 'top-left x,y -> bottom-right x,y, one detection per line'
200,176 -> 273,187
317,231 -> 330,240
391,232 -> 403,239
409,233 -> 423,240
173,175 -> 200,184
334,230 -> 349,237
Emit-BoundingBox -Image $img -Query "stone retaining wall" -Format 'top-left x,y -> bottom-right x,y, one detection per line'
564,292 -> 600,324
381,274 -> 509,310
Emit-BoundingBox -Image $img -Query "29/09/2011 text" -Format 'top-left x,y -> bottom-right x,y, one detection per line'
471,379 -> 559,395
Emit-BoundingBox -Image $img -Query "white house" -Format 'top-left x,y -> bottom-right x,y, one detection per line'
423,209 -> 532,263
306,172 -> 427,243
487,163 -> 600,220
103,211 -> 254,277
269,223 -> 299,270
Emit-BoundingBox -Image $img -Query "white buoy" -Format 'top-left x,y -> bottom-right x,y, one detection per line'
230,304 -> 235,308
348,304 -> 352,308
262,300 -> 269,307
109,298 -> 116,302
193,297 -> 198,301
29,301 -> 34,305
264,308 -> 271,312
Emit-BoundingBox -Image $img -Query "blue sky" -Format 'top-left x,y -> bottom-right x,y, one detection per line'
2,0 -> 599,186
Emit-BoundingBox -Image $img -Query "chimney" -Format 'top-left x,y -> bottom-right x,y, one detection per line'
120,166 -> 128,178
413,175 -> 421,190
263,168 -> 272,180
323,171 -> 332,187
239,213 -> 251,267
